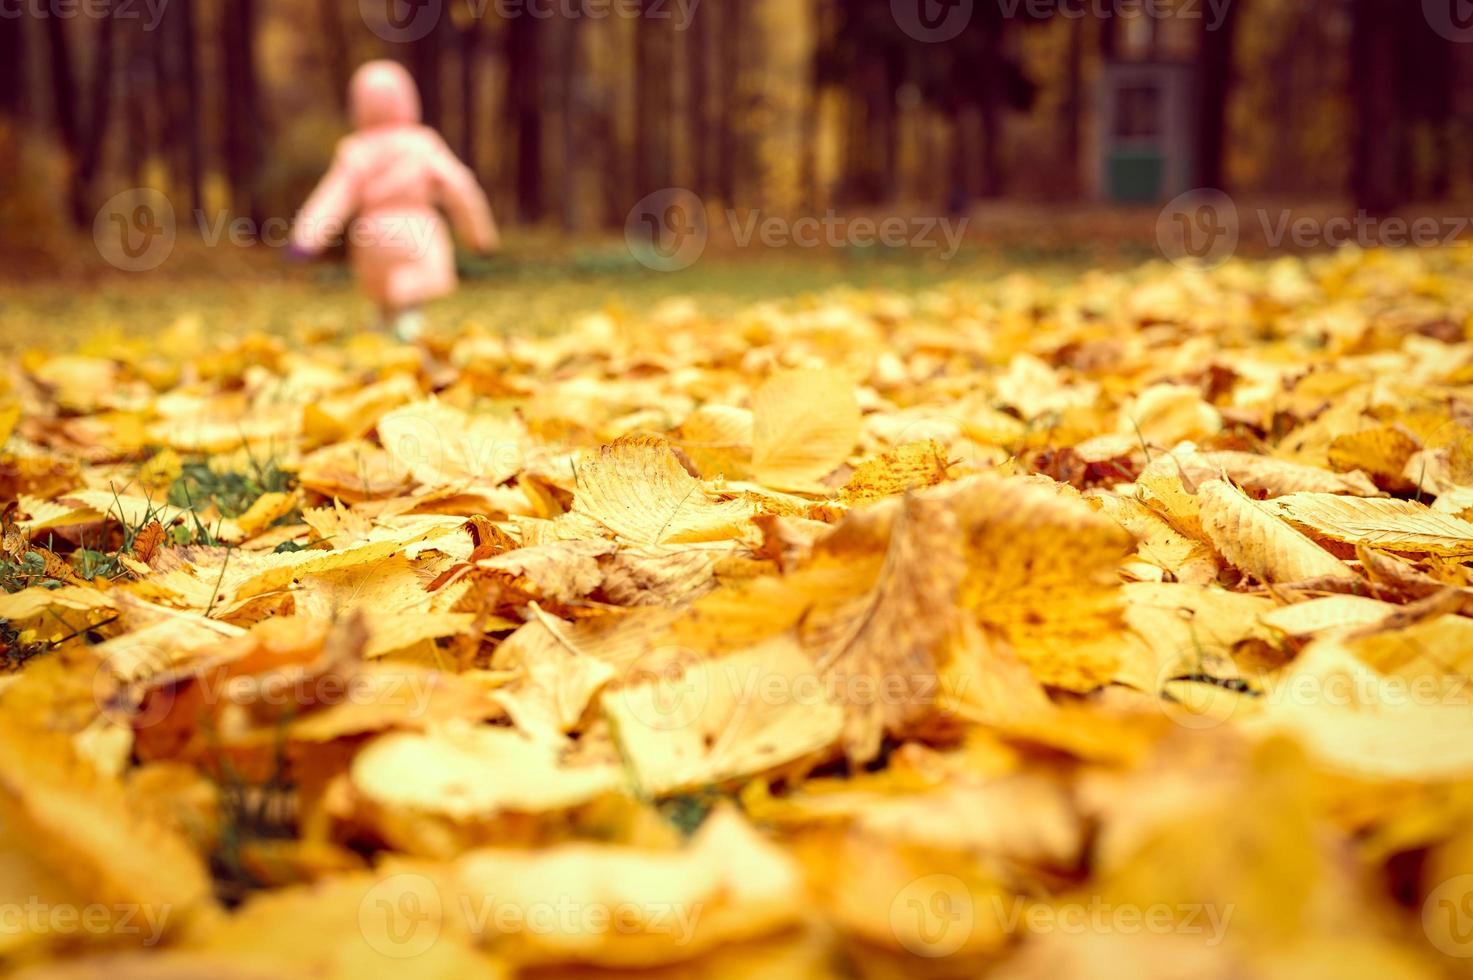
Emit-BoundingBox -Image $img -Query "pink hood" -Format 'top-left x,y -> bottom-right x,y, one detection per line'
350,60 -> 421,130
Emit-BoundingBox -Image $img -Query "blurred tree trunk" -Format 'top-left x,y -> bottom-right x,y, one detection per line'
716,0 -> 744,206
459,20 -> 480,172
800,0 -> 834,209
46,2 -> 118,228
635,0 -> 674,198
318,0 -> 352,112
1351,0 -> 1399,214
123,19 -> 153,187
221,0 -> 264,222
505,13 -> 544,222
0,15 -> 27,123
1059,15 -> 1084,198
409,15 -> 446,130
177,0 -> 204,213
686,4 -> 711,197
977,24 -> 1002,199
557,13 -> 585,231
1195,0 -> 1239,191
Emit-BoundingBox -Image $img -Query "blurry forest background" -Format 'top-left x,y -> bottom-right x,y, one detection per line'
1,0 -> 1472,270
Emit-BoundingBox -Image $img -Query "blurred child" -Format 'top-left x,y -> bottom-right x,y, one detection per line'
290,60 -> 498,342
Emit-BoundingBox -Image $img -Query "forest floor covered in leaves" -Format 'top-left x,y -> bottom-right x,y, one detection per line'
3,245 -> 1473,978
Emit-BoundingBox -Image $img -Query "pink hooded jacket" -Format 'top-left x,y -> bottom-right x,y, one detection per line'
292,61 -> 497,309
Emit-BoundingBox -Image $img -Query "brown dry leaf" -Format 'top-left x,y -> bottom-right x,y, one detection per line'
491,631 -> 617,745
1197,479 -> 1357,584
750,368 -> 861,490
233,491 -> 297,539
445,806 -> 804,967
806,493 -> 963,761
951,476 -> 1134,691
1328,425 -> 1421,488
1258,594 -> 1400,638
570,435 -> 756,545
673,404 -> 754,480
297,440 -> 413,501
604,634 -> 844,794
1247,642 -> 1473,781
378,399 -> 526,488
1271,492 -> 1473,556
0,403 -> 21,446
1097,492 -> 1220,585
0,719 -> 211,933
1160,450 -> 1382,498
838,440 -> 953,505
0,585 -> 116,642
1119,382 -> 1222,446
178,870 -> 504,979
348,724 -> 624,855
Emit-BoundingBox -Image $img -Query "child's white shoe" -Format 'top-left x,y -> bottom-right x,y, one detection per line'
392,310 -> 425,343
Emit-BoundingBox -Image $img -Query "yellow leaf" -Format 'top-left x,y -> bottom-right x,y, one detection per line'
1197,480 -> 1356,584
570,435 -> 755,545
750,369 -> 860,490
1272,492 -> 1473,556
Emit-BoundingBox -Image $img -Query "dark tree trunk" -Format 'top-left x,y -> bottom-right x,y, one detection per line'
177,0 -> 204,213
505,12 -> 544,223
318,0 -> 352,112
221,0 -> 264,222
1194,0 -> 1239,191
557,13 -> 584,231
716,0 -> 744,206
977,27 -> 1002,199
686,2 -> 711,196
635,0 -> 674,198
1351,0 -> 1399,214
409,15 -> 445,130
0,14 -> 27,122
123,19 -> 152,187
45,14 -> 82,157
459,22 -> 480,173
1060,14 -> 1084,197
46,3 -> 119,228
